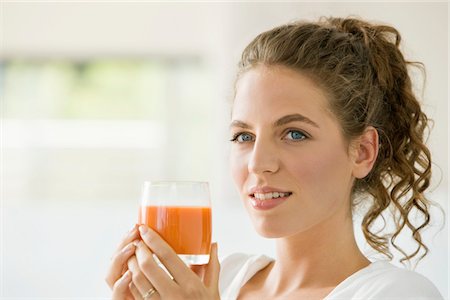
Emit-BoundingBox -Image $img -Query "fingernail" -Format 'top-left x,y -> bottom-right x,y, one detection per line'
125,227 -> 136,238
123,270 -> 131,280
122,243 -> 134,254
139,225 -> 148,235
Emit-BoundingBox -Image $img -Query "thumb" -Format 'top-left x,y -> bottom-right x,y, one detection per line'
204,242 -> 220,288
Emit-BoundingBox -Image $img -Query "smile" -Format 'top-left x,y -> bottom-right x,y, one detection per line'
249,192 -> 292,210
253,192 -> 292,200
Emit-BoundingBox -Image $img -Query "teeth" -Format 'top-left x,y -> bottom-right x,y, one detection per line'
253,192 -> 290,200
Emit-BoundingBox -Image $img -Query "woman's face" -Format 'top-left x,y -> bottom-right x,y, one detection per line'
230,65 -> 356,238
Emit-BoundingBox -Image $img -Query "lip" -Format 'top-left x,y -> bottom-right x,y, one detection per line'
247,186 -> 292,211
248,186 -> 292,195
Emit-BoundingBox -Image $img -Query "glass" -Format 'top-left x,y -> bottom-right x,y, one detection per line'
138,181 -> 212,265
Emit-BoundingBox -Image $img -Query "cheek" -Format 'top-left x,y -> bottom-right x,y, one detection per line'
229,148 -> 248,189
289,147 -> 352,198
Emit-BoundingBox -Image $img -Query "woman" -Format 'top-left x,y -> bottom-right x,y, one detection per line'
105,17 -> 443,299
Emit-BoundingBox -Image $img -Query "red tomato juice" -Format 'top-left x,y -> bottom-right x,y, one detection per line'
138,206 -> 212,255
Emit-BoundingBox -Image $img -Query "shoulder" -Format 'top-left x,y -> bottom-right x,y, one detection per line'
219,253 -> 273,298
219,252 -> 273,284
328,261 -> 443,300
366,262 -> 442,298
220,252 -> 256,270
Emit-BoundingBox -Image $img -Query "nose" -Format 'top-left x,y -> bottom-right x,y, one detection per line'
247,137 -> 280,175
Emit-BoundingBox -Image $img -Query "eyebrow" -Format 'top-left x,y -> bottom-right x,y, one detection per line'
230,113 -> 320,129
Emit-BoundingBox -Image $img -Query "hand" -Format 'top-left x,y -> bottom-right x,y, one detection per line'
105,224 -> 140,300
127,225 -> 220,300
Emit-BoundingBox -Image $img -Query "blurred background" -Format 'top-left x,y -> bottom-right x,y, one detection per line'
0,2 -> 447,298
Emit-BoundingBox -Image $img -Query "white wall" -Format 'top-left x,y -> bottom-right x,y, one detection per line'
1,2 -> 447,298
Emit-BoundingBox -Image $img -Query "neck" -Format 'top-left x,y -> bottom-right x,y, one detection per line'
268,209 -> 370,293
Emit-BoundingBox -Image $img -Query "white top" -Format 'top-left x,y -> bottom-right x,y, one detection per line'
219,253 -> 443,300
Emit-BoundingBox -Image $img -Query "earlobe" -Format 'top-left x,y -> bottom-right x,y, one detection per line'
351,126 -> 379,179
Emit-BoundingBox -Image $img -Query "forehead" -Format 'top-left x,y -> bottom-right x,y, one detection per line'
233,65 -> 333,121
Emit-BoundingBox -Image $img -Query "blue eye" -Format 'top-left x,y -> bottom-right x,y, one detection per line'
285,130 -> 307,141
230,132 -> 254,143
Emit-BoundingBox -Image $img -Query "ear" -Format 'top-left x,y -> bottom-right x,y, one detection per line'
350,126 -> 379,179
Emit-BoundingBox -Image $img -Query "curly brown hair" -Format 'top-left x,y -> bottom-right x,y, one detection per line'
236,16 -> 435,265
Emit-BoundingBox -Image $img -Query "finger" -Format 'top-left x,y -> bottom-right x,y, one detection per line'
190,264 -> 205,279
115,225 -> 140,253
127,255 -> 160,296
204,243 -> 221,288
129,282 -> 143,300
138,225 -> 193,283
134,240 -> 178,294
111,270 -> 132,300
106,242 -> 137,288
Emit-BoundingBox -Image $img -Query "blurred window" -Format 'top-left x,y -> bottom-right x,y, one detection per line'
1,58 -> 213,203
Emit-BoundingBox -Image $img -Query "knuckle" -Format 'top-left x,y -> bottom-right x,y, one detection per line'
111,252 -> 123,265
126,256 -> 134,269
167,287 -> 182,300
158,247 -> 172,260
138,257 -> 152,271
123,228 -> 136,240
143,233 -> 157,245
183,283 -> 202,298
131,270 -> 146,283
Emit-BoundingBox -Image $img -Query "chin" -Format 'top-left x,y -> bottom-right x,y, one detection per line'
250,217 -> 288,238
256,229 -> 283,239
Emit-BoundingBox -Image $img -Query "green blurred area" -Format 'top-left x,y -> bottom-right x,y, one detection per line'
1,58 -> 209,122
